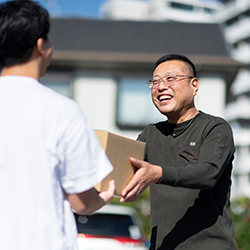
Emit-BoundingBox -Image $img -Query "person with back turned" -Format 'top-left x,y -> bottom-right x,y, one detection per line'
0,1 -> 115,249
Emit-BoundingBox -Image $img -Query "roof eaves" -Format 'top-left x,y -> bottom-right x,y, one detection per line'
51,50 -> 245,66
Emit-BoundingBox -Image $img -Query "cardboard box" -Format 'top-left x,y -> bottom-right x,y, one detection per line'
94,130 -> 146,197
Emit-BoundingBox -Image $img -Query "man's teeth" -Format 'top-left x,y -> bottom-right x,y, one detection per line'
159,96 -> 171,101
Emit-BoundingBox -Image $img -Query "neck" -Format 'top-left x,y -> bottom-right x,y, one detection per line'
167,108 -> 199,124
1,53 -> 41,80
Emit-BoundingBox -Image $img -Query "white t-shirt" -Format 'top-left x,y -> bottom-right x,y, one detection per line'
0,76 -> 113,250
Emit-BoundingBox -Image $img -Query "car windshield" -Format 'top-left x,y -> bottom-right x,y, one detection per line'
74,213 -> 134,237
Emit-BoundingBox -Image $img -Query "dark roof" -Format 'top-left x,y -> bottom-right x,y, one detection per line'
50,18 -> 226,54
49,18 -> 243,69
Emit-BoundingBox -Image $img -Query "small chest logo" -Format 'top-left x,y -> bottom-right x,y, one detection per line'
190,142 -> 196,146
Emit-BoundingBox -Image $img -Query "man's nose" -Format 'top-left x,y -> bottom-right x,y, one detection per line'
158,78 -> 168,89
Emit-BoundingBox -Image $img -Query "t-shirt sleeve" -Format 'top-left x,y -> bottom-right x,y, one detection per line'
57,102 -> 113,194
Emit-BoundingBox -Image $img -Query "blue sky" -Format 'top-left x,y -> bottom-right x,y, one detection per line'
35,0 -> 108,18
0,0 -> 108,18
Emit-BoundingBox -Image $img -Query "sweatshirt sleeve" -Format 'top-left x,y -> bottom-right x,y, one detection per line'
159,120 -> 235,190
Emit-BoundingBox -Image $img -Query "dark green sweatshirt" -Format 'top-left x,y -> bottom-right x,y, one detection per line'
138,111 -> 238,250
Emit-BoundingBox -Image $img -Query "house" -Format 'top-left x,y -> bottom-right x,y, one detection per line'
44,18 -> 242,142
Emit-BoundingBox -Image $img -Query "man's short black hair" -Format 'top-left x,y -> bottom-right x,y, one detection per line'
0,0 -> 50,67
154,54 -> 197,77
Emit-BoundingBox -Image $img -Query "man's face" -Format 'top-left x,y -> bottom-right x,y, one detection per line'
151,60 -> 198,122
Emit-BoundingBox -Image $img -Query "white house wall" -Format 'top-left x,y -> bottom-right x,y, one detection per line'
73,75 -> 140,140
195,75 -> 226,118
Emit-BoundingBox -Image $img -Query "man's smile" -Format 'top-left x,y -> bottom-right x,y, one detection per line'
158,94 -> 173,102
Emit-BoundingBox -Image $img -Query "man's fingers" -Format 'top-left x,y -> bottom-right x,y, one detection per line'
120,158 -> 148,203
99,180 -> 115,203
129,157 -> 143,168
108,180 -> 115,194
120,185 -> 140,203
121,178 -> 137,197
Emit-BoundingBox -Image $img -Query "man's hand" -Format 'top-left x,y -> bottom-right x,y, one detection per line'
120,157 -> 162,203
68,180 -> 115,215
99,179 -> 116,204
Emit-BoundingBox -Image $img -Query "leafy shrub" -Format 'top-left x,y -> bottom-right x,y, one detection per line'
231,196 -> 250,250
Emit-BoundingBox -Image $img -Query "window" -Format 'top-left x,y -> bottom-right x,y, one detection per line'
116,77 -> 165,130
170,2 -> 193,11
204,8 -> 213,14
75,213 -> 134,237
226,16 -> 239,26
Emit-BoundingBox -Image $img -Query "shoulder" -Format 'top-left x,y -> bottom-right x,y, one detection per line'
137,120 -> 167,142
197,111 -> 233,136
198,111 -> 231,127
31,80 -> 89,131
36,81 -> 85,118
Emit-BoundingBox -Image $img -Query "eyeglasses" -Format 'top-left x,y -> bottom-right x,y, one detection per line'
147,72 -> 194,89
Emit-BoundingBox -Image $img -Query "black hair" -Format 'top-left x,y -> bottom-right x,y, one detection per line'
0,0 -> 50,67
154,54 -> 197,77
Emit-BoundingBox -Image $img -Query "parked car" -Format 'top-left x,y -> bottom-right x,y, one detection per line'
74,204 -> 148,250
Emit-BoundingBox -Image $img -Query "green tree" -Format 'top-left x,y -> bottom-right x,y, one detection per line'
231,196 -> 250,250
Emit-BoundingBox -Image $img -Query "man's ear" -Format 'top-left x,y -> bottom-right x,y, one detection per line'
192,77 -> 199,97
36,38 -> 45,56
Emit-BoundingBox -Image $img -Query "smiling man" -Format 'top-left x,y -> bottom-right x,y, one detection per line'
120,54 -> 238,250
